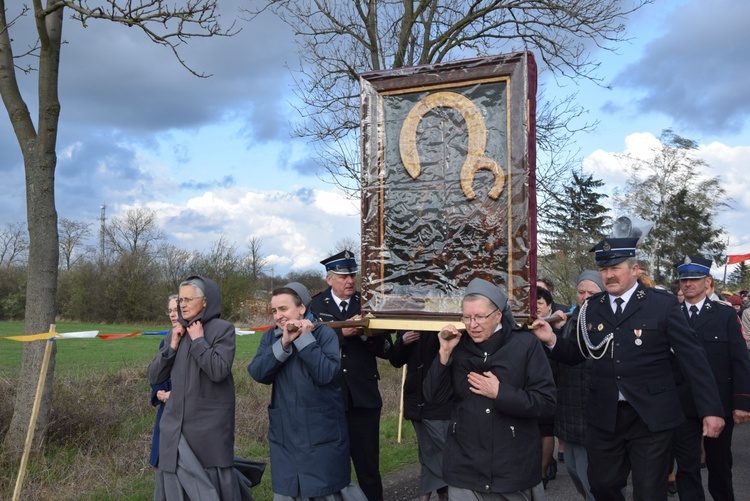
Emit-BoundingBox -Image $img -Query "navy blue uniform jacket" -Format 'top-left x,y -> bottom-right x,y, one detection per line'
674,298 -> 750,417
550,284 -> 723,433
309,288 -> 392,410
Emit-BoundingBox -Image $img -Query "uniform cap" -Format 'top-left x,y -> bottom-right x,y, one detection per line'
320,250 -> 359,274
590,238 -> 639,267
675,255 -> 712,280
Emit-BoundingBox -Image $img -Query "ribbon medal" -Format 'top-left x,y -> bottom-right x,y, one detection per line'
634,329 -> 643,346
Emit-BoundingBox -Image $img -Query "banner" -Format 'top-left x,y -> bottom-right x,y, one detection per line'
728,253 -> 750,265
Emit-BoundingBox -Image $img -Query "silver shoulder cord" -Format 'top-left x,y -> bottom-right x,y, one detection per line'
576,299 -> 614,360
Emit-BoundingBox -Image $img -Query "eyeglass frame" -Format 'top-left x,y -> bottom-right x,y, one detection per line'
166,308 -> 179,315
178,296 -> 204,305
460,308 -> 499,325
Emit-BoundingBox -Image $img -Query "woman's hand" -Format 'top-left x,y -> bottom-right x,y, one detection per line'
187,320 -> 204,341
156,390 -> 171,403
438,325 -> 461,364
402,330 -> 421,345
170,325 -> 186,350
282,319 -> 313,348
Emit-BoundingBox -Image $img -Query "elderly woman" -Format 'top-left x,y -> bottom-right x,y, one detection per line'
548,271 -> 606,501
424,278 -> 556,500
148,276 -> 239,500
149,294 -> 178,500
248,282 -> 366,501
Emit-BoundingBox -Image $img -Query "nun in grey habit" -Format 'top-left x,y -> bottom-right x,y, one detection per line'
148,275 -> 240,500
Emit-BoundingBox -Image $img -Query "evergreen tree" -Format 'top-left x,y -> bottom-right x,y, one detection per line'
728,261 -> 750,289
539,170 -> 611,304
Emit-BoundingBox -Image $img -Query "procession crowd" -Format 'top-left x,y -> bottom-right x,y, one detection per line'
145,241 -> 750,501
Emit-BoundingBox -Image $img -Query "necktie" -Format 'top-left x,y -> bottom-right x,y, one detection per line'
340,300 -> 348,317
689,304 -> 699,326
614,297 -> 624,320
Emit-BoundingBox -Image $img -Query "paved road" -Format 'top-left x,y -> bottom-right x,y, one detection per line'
388,420 -> 750,500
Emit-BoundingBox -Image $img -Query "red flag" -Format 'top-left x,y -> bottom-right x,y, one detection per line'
727,253 -> 750,265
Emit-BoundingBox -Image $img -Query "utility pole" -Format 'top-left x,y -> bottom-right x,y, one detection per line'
100,204 -> 106,257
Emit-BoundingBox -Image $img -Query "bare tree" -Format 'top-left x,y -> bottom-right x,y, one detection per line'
246,236 -> 268,281
0,0 -> 235,456
58,218 -> 92,270
158,243 -> 195,289
246,0 -> 650,201
0,222 -> 29,269
105,207 -> 165,258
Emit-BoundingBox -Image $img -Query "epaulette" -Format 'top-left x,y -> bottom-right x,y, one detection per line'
649,287 -> 673,297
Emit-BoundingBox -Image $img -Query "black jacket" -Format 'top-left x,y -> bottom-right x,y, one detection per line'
389,331 -> 452,421
309,288 -> 392,409
423,315 -> 556,493
674,298 -> 750,418
551,284 -> 723,434
552,309 -> 591,445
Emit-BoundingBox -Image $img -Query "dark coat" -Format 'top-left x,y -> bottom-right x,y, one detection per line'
423,315 -> 556,493
309,288 -> 392,410
552,309 -> 591,445
148,276 -> 236,473
389,331 -> 452,421
550,283 -> 723,434
247,322 -> 350,497
674,298 -> 750,417
149,338 -> 172,468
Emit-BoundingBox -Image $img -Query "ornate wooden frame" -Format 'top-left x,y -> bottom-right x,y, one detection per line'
359,52 -> 537,322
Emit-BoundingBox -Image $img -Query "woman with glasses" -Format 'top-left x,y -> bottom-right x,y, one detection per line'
148,294 -> 178,500
148,276 -> 239,500
424,278 -> 556,500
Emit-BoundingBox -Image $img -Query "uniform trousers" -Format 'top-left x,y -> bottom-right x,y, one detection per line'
346,406 -> 383,501
586,401 -> 673,501
705,418 -> 735,501
674,416 -> 736,501
672,416 -> 705,501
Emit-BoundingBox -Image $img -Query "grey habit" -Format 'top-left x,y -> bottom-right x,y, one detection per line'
148,275 -> 239,500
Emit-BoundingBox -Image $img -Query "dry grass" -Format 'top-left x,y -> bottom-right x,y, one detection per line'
0,346 -> 418,500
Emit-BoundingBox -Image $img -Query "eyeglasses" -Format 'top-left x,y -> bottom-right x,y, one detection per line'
461,308 -> 499,325
166,308 -> 178,315
178,296 -> 204,305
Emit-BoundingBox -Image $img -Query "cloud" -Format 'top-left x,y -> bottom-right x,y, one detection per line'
149,187 -> 360,273
583,133 -> 750,254
614,0 -> 750,135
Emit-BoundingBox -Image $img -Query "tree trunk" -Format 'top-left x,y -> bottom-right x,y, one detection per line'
1,4 -> 63,458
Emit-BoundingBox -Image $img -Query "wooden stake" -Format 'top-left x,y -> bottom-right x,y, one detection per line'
13,324 -> 55,501
397,365 -> 407,443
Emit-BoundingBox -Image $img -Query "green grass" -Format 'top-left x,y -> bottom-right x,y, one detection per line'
0,322 -> 419,499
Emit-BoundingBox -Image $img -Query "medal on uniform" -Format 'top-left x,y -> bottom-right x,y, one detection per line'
598,323 -> 604,332
634,329 -> 642,346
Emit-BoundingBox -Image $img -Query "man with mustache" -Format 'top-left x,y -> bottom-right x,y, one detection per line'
532,237 -> 724,501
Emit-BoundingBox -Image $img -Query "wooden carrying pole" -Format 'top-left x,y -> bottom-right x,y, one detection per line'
13,325 -> 56,501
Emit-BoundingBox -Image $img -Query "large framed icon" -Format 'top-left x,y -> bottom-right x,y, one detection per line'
359,52 -> 538,322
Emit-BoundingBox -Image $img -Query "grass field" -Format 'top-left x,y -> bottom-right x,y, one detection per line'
0,322 -> 419,500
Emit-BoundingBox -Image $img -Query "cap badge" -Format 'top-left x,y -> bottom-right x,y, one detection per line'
602,242 -> 611,252
684,256 -> 691,265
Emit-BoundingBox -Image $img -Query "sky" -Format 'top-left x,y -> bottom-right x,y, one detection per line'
1,0 -> 749,280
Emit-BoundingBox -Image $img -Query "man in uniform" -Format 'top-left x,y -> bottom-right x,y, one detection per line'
531,237 -> 725,500
309,250 -> 392,501
672,255 -> 750,501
